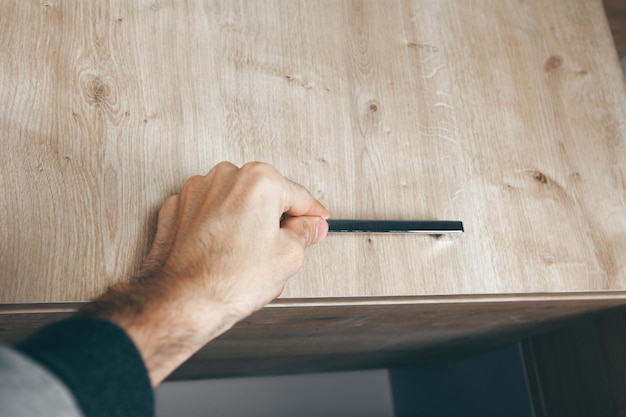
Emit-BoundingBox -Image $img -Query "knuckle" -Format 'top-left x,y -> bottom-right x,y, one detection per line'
164,193 -> 179,203
185,175 -> 204,187
241,161 -> 277,178
240,162 -> 282,191
213,161 -> 238,173
161,195 -> 178,210
179,175 -> 206,201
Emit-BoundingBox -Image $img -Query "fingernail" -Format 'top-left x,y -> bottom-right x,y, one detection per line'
313,219 -> 328,244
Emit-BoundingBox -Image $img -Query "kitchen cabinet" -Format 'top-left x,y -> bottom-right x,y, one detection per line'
1,0 -> 625,379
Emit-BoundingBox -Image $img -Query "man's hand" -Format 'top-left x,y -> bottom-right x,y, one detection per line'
81,162 -> 330,385
140,161 -> 330,316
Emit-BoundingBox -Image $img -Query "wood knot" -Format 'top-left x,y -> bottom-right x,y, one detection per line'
89,79 -> 109,101
544,55 -> 563,72
533,171 -> 548,184
369,103 -> 378,112
82,76 -> 115,108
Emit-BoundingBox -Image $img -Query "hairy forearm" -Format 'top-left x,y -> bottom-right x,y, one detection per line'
80,278 -> 240,386
79,162 -> 329,386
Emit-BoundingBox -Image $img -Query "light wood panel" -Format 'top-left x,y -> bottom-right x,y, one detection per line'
0,0 -> 625,305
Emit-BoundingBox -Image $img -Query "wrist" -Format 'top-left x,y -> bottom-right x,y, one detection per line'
80,278 -> 241,385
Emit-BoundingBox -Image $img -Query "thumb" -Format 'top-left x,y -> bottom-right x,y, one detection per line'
280,216 -> 329,247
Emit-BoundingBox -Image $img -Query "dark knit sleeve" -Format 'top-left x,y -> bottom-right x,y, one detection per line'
15,316 -> 154,417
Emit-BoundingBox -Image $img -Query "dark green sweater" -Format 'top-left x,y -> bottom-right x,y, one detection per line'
13,317 -> 154,417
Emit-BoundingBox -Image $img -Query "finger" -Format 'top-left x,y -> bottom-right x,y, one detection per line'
137,195 -> 179,277
236,162 -> 330,219
179,162 -> 240,213
205,161 -> 239,181
200,161 -> 241,205
277,216 -> 328,279
282,179 -> 331,219
201,161 -> 240,197
156,194 -> 180,236
281,216 -> 329,247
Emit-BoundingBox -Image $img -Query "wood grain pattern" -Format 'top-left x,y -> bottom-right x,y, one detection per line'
0,1 -> 625,305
